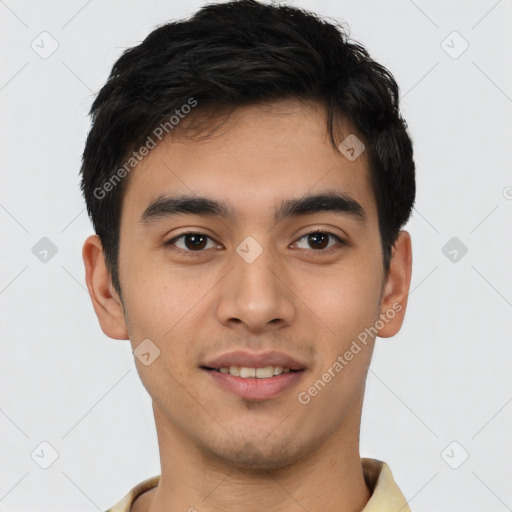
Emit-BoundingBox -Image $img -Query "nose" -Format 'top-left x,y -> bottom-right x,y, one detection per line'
215,239 -> 296,334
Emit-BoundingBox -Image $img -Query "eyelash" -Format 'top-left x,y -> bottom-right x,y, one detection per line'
164,230 -> 347,257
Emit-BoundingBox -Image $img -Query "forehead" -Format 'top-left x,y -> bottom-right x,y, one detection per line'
121,100 -> 377,227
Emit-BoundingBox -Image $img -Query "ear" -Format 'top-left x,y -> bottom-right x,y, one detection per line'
377,230 -> 412,338
82,234 -> 129,340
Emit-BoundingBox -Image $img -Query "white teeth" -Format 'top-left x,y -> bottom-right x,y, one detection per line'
217,366 -> 296,378
240,367 -> 256,378
256,366 -> 274,378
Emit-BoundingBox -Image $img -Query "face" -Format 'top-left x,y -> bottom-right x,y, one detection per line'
83,99 -> 411,471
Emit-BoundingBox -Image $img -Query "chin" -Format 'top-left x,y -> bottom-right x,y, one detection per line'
201,434 -> 310,473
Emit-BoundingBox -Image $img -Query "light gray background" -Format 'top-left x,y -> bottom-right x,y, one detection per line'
1,1 -> 511,510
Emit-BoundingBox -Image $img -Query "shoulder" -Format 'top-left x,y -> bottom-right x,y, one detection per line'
104,475 -> 160,512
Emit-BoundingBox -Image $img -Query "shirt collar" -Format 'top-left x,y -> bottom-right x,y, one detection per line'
361,458 -> 411,512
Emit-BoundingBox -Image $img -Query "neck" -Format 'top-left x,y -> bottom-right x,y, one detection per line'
138,396 -> 371,512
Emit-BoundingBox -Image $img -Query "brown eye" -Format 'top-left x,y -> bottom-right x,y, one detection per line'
294,231 -> 345,252
182,233 -> 208,250
307,232 -> 329,250
165,232 -> 218,253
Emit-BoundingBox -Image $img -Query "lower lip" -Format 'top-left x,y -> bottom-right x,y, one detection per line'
203,369 -> 305,401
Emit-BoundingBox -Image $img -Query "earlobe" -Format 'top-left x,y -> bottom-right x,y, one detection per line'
82,234 -> 129,340
377,230 -> 412,338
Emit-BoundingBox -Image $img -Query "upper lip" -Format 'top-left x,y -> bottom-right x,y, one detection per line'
201,350 -> 308,371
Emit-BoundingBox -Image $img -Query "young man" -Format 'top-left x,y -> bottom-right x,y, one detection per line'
81,1 -> 415,510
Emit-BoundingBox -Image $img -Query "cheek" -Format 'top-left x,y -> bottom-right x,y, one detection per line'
295,265 -> 380,411
121,266 -> 213,376
294,258 -> 382,342
122,253 -> 201,330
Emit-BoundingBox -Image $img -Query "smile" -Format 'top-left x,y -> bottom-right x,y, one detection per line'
205,365 -> 301,379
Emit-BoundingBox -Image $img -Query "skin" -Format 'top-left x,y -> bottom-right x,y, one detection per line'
82,99 -> 412,512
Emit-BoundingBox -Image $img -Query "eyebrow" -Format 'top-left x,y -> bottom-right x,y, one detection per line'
138,192 -> 367,225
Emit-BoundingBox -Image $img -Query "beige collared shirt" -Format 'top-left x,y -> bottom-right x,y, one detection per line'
105,458 -> 411,512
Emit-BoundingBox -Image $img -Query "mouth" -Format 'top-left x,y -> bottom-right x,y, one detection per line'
201,365 -> 304,379
201,366 -> 305,401
200,350 -> 308,401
